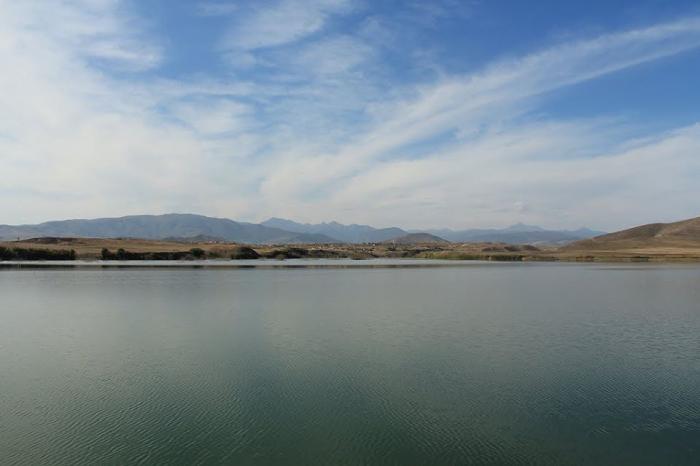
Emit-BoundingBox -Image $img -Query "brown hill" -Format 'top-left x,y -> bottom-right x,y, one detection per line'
563,216 -> 700,251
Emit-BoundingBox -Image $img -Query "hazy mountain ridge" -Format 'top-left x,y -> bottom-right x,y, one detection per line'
261,217 -> 407,243
0,214 -> 337,245
418,224 -> 606,245
0,214 -> 604,245
264,218 -> 603,244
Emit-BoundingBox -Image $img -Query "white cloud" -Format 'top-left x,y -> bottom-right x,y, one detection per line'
255,16 -> 700,226
169,99 -> 253,135
312,123 -> 700,230
0,0 -> 163,71
294,35 -> 374,75
1,1 -> 700,231
220,0 -> 354,52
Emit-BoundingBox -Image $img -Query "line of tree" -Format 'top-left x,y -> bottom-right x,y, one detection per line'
101,248 -> 206,260
0,247 -> 76,261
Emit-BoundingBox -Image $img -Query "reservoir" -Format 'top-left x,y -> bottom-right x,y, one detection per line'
1,261 -> 699,464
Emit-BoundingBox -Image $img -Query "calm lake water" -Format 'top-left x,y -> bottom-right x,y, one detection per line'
2,261 -> 699,465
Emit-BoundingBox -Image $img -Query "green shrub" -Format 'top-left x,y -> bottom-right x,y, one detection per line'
0,247 -> 76,261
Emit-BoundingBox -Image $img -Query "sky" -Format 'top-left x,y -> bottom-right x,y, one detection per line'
1,0 -> 700,230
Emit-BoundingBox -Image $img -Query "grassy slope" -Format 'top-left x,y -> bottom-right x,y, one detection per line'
558,216 -> 700,261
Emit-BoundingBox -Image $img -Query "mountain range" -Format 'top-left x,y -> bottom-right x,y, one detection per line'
421,223 -> 606,245
0,214 -> 605,245
261,217 -> 406,243
0,214 -> 336,245
262,218 -> 604,244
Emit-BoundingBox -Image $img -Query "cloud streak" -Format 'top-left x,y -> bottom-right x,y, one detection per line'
257,17 -> 700,210
220,0 -> 354,52
1,1 -> 699,230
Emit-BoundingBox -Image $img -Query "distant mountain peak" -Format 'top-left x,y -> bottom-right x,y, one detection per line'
0,213 -> 339,244
260,217 -> 406,243
504,223 -> 545,232
1,213 -> 606,246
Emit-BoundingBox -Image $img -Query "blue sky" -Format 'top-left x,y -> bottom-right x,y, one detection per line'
1,0 -> 700,230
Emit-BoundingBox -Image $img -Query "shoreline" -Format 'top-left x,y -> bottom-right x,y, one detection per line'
4,237 -> 700,265
3,257 -> 700,269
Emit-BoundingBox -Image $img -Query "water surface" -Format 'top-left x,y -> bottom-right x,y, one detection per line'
2,262 -> 699,464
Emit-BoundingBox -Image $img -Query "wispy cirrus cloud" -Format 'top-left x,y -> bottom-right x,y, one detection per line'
256,17 -> 700,206
1,1 -> 700,230
220,0 -> 355,52
293,35 -> 375,76
0,0 -> 163,71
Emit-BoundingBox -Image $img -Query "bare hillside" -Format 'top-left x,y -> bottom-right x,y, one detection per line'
564,216 -> 700,251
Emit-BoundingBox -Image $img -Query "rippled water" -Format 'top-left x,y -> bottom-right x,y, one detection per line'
2,262 -> 699,465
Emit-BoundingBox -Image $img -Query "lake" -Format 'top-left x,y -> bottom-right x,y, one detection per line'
1,261 -> 699,464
